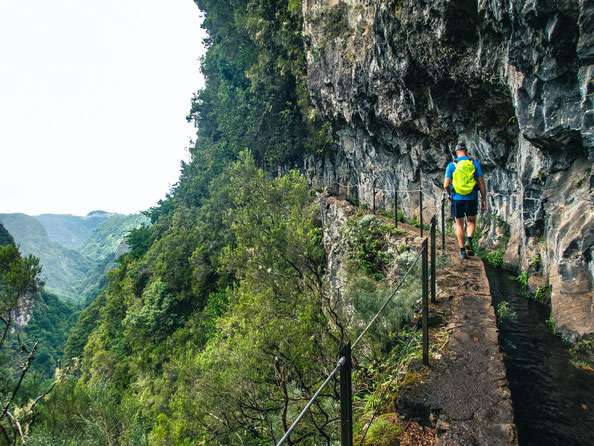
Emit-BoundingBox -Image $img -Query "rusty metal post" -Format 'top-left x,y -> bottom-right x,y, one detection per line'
394,190 -> 398,228
339,342 -> 353,446
422,238 -> 429,366
431,216 -> 436,304
372,177 -> 376,215
420,190 -> 424,237
441,198 -> 446,255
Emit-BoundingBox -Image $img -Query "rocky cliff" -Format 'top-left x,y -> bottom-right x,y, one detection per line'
301,0 -> 593,340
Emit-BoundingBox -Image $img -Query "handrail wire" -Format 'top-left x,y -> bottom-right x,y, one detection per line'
276,356 -> 347,446
357,328 -> 419,446
332,180 -> 445,204
334,181 -> 422,194
351,247 -> 424,350
277,181 -> 437,444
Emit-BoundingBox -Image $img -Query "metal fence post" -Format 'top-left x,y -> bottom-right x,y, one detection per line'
339,342 -> 353,446
419,190 -> 423,237
441,198 -> 446,255
394,190 -> 398,228
372,177 -> 376,215
431,216 -> 436,304
422,239 -> 429,366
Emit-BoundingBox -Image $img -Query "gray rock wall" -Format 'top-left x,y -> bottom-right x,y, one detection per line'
302,0 -> 594,340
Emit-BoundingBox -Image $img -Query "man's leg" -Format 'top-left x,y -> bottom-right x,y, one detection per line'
452,200 -> 469,259
464,200 -> 478,256
467,215 -> 476,238
456,217 -> 465,248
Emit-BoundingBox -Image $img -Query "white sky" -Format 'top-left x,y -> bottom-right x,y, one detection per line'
0,0 -> 206,216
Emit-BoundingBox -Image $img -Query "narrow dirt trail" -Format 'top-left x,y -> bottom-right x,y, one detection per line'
394,217 -> 517,445
326,195 -> 517,444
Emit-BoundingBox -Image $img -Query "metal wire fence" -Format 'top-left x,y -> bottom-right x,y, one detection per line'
276,188 -> 443,445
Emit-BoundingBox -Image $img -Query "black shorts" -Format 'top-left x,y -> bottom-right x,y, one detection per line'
452,199 -> 478,219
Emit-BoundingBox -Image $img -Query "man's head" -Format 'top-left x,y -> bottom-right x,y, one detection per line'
455,142 -> 467,156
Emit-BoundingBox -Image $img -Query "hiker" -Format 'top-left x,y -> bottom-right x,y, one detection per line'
443,142 -> 487,259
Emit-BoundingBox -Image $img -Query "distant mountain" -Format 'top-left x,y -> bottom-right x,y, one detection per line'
80,214 -> 147,265
0,212 -> 150,305
34,211 -> 121,250
0,214 -> 94,303
77,213 -> 150,303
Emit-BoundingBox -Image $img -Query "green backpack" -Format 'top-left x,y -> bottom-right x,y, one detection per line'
452,159 -> 476,195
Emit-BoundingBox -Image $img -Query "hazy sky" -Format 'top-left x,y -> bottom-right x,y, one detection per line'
0,0 -> 206,216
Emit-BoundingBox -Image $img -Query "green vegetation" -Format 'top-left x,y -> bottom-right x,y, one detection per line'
342,215 -> 407,280
0,224 -> 14,246
530,254 -> 541,268
364,417 -> 403,445
510,271 -> 532,299
378,209 -> 404,222
19,291 -> 78,379
475,215 -> 510,268
35,212 -> 115,250
30,156 -> 345,444
407,217 -> 431,230
569,339 -> 594,370
512,270 -> 529,288
338,214 -> 435,443
0,242 -> 44,444
80,214 -> 149,265
546,314 -> 557,335
0,214 -> 93,303
0,213 -> 149,305
534,283 -> 551,304
496,301 -> 517,322
347,195 -> 361,207
20,1 -> 432,444
321,2 -> 352,37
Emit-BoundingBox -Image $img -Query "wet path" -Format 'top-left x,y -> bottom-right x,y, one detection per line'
485,265 -> 594,446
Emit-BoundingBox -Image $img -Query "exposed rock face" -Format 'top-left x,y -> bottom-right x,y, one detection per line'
302,0 -> 594,340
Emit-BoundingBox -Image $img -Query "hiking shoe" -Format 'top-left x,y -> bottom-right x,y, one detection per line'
464,241 -> 475,256
460,251 -> 469,260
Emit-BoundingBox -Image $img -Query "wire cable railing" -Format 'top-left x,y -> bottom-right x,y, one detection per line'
324,178 -> 448,239
276,356 -> 347,446
276,188 -> 443,445
351,248 -> 424,351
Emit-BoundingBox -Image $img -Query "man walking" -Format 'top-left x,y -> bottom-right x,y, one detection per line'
443,142 -> 487,259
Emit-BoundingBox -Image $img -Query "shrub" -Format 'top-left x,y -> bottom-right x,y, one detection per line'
365,418 -> 403,446
534,284 -> 551,304
496,301 -> 517,322
511,271 -> 528,288
481,247 -> 505,268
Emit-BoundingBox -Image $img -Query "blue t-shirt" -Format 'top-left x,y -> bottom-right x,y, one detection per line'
445,156 -> 483,200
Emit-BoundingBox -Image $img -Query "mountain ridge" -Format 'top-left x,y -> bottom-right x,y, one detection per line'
0,212 -> 149,305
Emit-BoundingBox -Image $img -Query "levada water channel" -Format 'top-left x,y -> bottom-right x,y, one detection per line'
485,265 -> 594,446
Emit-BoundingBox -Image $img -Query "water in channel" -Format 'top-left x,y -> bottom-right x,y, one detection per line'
485,265 -> 594,446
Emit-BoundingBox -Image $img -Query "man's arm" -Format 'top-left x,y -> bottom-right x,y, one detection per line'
443,177 -> 452,200
443,177 -> 451,194
477,176 -> 487,211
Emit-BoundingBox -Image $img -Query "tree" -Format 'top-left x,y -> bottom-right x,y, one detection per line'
150,154 -> 343,444
0,242 -> 44,444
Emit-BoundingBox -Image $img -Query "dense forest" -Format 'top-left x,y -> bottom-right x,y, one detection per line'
1,1 -> 422,445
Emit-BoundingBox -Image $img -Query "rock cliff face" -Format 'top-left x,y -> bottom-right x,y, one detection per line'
301,0 -> 594,340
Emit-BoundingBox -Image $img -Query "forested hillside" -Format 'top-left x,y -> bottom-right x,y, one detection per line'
0,224 -> 14,246
0,213 -> 149,305
25,1 -> 345,444
0,225 -> 76,383
35,211 -> 117,250
0,214 -> 94,304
